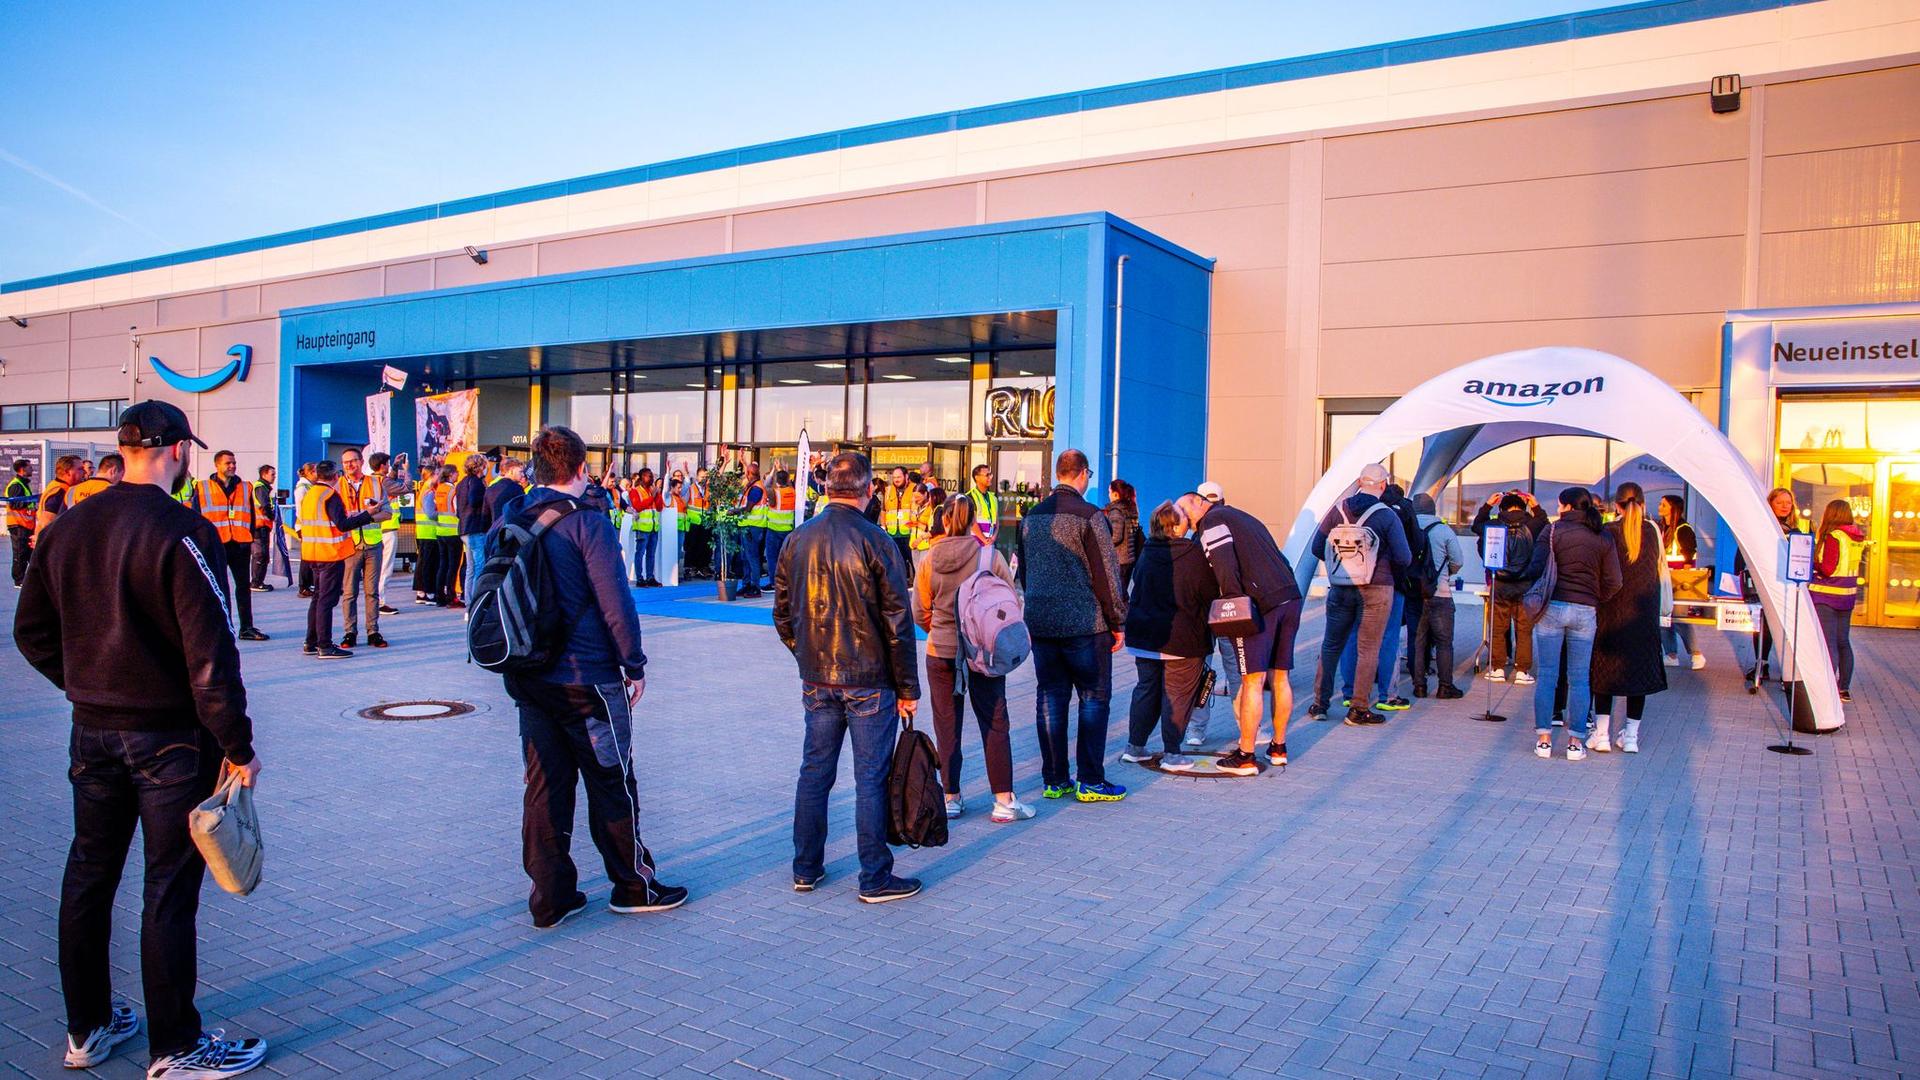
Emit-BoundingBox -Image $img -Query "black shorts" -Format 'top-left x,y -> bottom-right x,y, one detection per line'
1233,597 -> 1302,674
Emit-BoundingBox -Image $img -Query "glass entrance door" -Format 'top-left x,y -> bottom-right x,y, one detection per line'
1780,455 -> 1920,628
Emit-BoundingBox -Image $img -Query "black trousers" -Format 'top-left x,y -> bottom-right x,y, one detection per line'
249,534 -> 270,588
1413,595 -> 1458,689
1127,655 -> 1207,752
507,676 -> 656,923
299,557 -> 314,593
9,524 -> 28,586
438,537 -> 461,599
925,655 -> 1012,795
61,725 -> 222,1059
306,560 -> 343,648
219,541 -> 254,630
414,535 -> 439,598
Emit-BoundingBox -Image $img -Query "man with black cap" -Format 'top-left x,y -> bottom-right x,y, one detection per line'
13,400 -> 270,1078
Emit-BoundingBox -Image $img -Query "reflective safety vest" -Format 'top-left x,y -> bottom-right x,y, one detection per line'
671,489 -> 690,531
368,475 -> 401,535
909,503 -> 937,551
881,485 -> 914,537
251,481 -> 279,535
968,487 -> 1000,540
742,484 -> 769,529
336,475 -> 381,546
38,480 -> 71,532
299,485 -> 354,563
434,483 -> 457,535
5,477 -> 34,530
631,488 -> 660,533
685,482 -> 709,526
1662,521 -> 1695,569
1809,531 -> 1867,598
765,487 -> 797,533
68,477 -> 111,506
414,481 -> 439,540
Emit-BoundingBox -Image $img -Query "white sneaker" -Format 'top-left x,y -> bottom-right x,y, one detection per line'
1663,653 -> 1680,667
1535,735 -> 1552,759
1590,716 -> 1611,753
1620,720 -> 1640,753
1181,734 -> 1205,749
1484,669 -> 1508,683
944,795 -> 965,819
65,1002 -> 138,1068
1690,653 -> 1706,671
1566,739 -> 1587,762
990,799 -> 1035,823
147,1032 -> 267,1079
1513,671 -> 1537,686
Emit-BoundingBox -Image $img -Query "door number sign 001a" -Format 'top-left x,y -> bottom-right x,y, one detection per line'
985,385 -> 1055,439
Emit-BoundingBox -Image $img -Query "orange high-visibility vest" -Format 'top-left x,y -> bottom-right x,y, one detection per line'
196,476 -> 255,543
5,476 -> 33,530
299,485 -> 355,563
67,477 -> 113,506
336,474 -> 381,545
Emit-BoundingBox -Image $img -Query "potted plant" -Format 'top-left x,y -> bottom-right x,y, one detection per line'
704,462 -> 747,601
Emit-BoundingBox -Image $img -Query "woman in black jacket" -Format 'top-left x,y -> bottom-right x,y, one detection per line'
1526,487 -> 1622,762
1589,483 -> 1666,754
1119,501 -> 1219,772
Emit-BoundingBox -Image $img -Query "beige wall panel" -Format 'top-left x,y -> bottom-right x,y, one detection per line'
157,287 -> 262,328
985,145 -> 1288,222
1324,95 -> 1745,199
1318,312 -> 1728,396
536,218 -> 730,277
260,268 -> 386,313
1131,203 -> 1288,270
733,186 -> 976,253
1758,222 -> 1920,305
1321,236 -> 1742,327
0,312 -> 69,348
1207,331 -> 1290,397
3,369 -> 70,402
434,243 -> 537,289
1,341 -> 70,380
1760,141 -> 1920,232
1765,64 -> 1920,157
67,336 -> 124,372
1324,159 -> 1746,263
72,302 -> 158,340
383,261 -> 434,296
1210,267 -> 1290,334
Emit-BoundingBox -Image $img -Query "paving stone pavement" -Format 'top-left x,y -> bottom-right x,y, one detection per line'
2,580 -> 1918,1079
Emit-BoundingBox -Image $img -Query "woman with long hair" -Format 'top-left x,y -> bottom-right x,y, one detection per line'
1809,499 -> 1867,703
914,495 -> 1032,822
1118,500 -> 1220,771
1746,486 -> 1807,682
1524,487 -> 1623,760
1104,478 -> 1142,587
1656,494 -> 1704,670
1589,483 -> 1667,753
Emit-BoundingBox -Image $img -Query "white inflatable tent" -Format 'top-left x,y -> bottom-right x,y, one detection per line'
1280,347 -> 1843,734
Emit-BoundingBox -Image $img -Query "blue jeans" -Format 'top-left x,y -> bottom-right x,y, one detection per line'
1533,601 -> 1598,735
1032,633 -> 1113,787
1660,620 -> 1696,657
463,534 -> 487,605
742,526 -> 767,587
1338,589 -> 1405,700
765,528 -> 790,585
634,529 -> 658,582
793,683 -> 898,892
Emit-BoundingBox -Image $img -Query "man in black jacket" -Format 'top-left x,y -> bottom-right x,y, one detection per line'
774,451 -> 923,904
1180,486 -> 1303,772
1472,491 -> 1546,683
495,427 -> 687,928
248,464 -> 278,593
14,400 -> 269,1078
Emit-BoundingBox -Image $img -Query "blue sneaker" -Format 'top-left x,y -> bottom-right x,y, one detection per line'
1075,781 -> 1127,803
1043,782 -> 1075,799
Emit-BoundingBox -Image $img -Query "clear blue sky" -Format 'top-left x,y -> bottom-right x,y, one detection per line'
2,1 -> 1588,284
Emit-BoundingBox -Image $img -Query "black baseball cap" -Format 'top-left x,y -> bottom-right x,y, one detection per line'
117,400 -> 208,449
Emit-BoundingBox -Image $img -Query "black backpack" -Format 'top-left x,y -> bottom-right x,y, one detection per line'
1492,524 -> 1536,584
466,498 -> 585,673
1410,520 -> 1447,598
886,714 -> 948,849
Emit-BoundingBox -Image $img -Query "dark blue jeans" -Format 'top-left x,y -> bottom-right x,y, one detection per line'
1338,589 -> 1405,700
793,683 -> 897,891
742,526 -> 767,587
1032,633 -> 1113,787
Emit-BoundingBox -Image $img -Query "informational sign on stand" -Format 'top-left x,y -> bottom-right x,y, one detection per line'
1717,603 -> 1764,633
1781,533 -> 1814,584
1482,525 -> 1508,573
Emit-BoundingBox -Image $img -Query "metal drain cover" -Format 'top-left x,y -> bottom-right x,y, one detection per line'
357,700 -> 477,722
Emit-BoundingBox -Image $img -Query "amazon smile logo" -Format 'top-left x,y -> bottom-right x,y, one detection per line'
149,344 -> 252,394
1462,375 -> 1605,407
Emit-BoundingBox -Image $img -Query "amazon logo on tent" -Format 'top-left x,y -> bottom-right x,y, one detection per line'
149,344 -> 252,394
1463,375 -> 1605,408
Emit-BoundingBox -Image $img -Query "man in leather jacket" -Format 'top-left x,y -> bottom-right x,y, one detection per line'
773,451 -> 924,904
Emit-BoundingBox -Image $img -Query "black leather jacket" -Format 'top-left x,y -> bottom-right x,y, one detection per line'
773,503 -> 920,699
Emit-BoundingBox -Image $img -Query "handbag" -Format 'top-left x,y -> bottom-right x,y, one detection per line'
1208,596 -> 1261,638
189,766 -> 263,896
1519,523 -> 1557,623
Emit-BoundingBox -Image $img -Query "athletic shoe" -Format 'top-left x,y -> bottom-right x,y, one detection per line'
1663,653 -> 1680,667
1551,714 -> 1565,728
64,1001 -> 138,1068
1535,735 -> 1552,759
1266,742 -> 1288,767
944,795 -> 965,819
1590,733 -> 1612,753
237,627 -> 268,642
1484,668 -> 1507,683
533,892 -> 588,929
315,645 -> 353,660
1182,732 -> 1206,749
1840,690 -> 1853,704
248,584 -> 272,593
297,588 -> 313,598
340,633 -> 356,649
858,876 -> 923,904
1689,653 -> 1706,671
367,632 -> 388,648
1620,725 -> 1640,753
1216,749 -> 1258,776
1344,707 -> 1385,727
1308,705 -> 1329,722
1513,671 -> 1536,686
1412,683 -> 1429,698
1160,753 -> 1197,771
1075,781 -> 1127,803
1340,697 -> 1353,708
792,874 -> 822,892
377,604 -> 399,615
1377,697 -> 1412,712
146,1031 -> 267,1079
1043,783 -> 1074,799
413,596 -> 432,606
1436,684 -> 1465,700
991,799 -> 1036,823
1119,745 -> 1157,764
301,644 -> 317,656
1565,739 -> 1587,761
609,881 -> 689,914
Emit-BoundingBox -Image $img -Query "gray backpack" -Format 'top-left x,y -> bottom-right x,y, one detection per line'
956,543 -> 1030,677
1325,502 -> 1388,587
